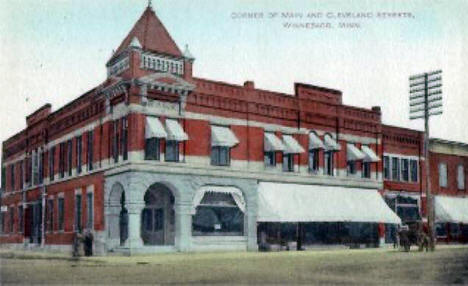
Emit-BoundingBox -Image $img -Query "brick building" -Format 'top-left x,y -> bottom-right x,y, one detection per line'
429,139 -> 468,243
0,5 -> 465,254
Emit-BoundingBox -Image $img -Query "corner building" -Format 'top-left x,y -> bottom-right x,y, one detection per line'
4,5 -> 460,254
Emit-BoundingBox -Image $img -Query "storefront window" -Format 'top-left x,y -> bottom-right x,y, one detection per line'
192,193 -> 244,236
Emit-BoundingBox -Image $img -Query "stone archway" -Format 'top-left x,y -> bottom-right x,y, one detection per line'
141,183 -> 175,246
107,182 -> 127,249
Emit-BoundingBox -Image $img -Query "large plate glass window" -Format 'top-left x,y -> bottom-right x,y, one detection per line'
192,192 -> 244,236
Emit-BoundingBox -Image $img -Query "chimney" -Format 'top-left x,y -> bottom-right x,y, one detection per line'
372,106 -> 381,114
244,81 -> 255,89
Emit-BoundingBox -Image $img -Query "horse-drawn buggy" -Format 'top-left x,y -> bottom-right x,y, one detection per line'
397,221 -> 430,252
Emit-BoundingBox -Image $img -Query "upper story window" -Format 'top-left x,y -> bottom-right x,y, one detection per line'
145,116 -> 166,161
308,132 -> 324,173
346,143 -> 365,176
59,143 -> 66,178
112,120 -> 120,163
1,167 -> 5,190
282,153 -> 294,172
401,159 -> 409,182
165,140 -> 179,162
457,164 -> 465,190
10,164 -> 15,191
210,125 -> 239,167
19,161 -> 23,190
391,157 -> 400,181
324,151 -> 334,176
144,117 -> 188,162
309,149 -> 319,173
362,162 -> 371,178
49,146 -> 56,181
67,140 -> 73,176
383,156 -> 390,179
410,160 -> 418,182
121,117 -> 128,161
282,135 -> 305,172
164,119 -> 188,162
264,133 -> 283,168
323,134 -> 340,176
439,163 -> 447,188
76,136 -> 82,174
87,130 -> 94,171
32,149 -> 41,185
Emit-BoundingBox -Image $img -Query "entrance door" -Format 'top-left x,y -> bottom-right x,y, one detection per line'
31,202 -> 42,244
141,185 -> 174,246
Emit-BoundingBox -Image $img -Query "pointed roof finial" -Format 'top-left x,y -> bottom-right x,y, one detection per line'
148,0 -> 152,8
183,44 -> 194,60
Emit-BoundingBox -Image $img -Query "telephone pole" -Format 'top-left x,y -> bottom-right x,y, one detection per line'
409,70 -> 442,251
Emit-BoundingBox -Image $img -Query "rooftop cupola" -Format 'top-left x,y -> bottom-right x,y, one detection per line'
106,4 -> 190,79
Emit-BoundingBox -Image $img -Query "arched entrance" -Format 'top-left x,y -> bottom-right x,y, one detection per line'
107,183 -> 128,248
141,183 -> 175,245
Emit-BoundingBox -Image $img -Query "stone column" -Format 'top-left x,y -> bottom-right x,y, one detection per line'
124,178 -> 146,252
175,201 -> 192,252
246,190 -> 258,251
124,201 -> 145,251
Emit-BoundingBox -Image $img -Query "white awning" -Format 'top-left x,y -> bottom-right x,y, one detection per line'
165,119 -> 188,141
309,132 -> 325,150
257,182 -> 401,224
435,196 -> 468,224
282,135 -> 305,154
191,186 -> 246,214
264,133 -> 285,152
145,117 -> 167,139
347,144 -> 366,161
324,134 -> 341,151
361,145 -> 380,162
211,125 -> 239,147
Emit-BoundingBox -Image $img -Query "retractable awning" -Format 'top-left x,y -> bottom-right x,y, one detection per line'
264,133 -> 285,152
324,134 -> 341,151
191,186 -> 246,214
165,119 -> 188,141
282,135 -> 305,154
435,196 -> 468,224
211,125 -> 239,147
361,146 -> 380,162
257,182 -> 401,224
309,132 -> 325,150
145,117 -> 167,139
347,144 -> 366,161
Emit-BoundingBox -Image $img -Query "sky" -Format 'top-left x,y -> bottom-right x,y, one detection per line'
0,0 -> 467,163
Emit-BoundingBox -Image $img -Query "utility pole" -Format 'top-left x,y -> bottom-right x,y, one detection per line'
409,70 -> 442,251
